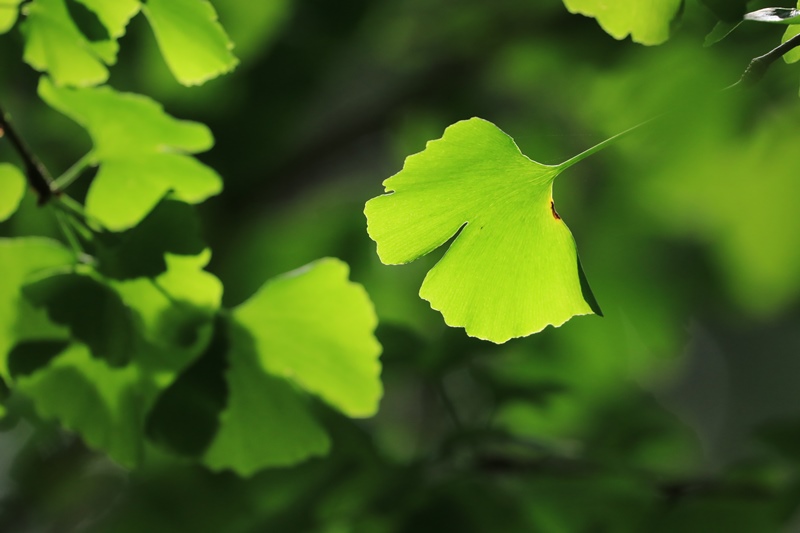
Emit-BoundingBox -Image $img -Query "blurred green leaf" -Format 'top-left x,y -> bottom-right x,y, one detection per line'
73,0 -> 140,39
0,164 -> 26,222
0,238 -> 73,380
203,319 -> 330,476
39,77 -> 222,230
233,258 -> 382,417
365,117 -> 601,343
21,0 -> 116,86
561,0 -> 682,45
142,0 -> 238,86
704,21 -> 741,46
23,270 -> 138,367
0,0 -> 22,34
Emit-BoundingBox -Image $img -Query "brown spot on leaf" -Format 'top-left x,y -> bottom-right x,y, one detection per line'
550,200 -> 561,220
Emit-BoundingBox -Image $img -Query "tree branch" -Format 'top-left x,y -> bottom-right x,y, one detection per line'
731,33 -> 800,89
0,102 -> 57,204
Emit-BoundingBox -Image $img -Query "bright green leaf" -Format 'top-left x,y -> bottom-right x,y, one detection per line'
0,0 -> 22,34
562,0 -> 682,45
365,118 -> 601,344
39,77 -> 222,231
784,3 -> 800,64
74,0 -> 140,39
0,238 -> 73,380
21,0 -> 111,86
234,258 -> 382,417
203,320 -> 330,476
0,164 -> 26,222
143,0 -> 239,86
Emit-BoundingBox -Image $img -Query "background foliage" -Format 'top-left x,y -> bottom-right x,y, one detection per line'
3,0 -> 800,531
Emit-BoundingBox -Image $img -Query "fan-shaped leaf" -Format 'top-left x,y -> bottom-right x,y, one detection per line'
365,118 -> 601,344
233,258 -> 382,417
39,77 -> 222,230
143,0 -> 238,86
73,0 -> 140,39
562,0 -> 683,45
0,164 -> 26,222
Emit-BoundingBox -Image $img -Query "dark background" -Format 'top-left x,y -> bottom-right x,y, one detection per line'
3,0 -> 800,530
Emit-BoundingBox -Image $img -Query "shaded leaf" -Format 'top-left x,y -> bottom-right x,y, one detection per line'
65,0 -> 109,41
203,319 -> 330,476
233,258 -> 382,417
365,118 -> 601,343
22,271 -> 138,367
0,0 -> 22,34
143,0 -> 238,86
95,199 -> 205,280
0,164 -> 26,222
39,78 -> 222,230
561,0 -> 683,45
8,339 -> 70,378
704,21 -> 741,47
0,238 -> 73,380
21,0 -> 115,86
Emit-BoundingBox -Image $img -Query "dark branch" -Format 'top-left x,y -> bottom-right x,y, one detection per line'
731,33 -> 800,89
0,102 -> 57,204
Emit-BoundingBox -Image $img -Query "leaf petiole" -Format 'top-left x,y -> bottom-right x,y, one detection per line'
52,152 -> 95,191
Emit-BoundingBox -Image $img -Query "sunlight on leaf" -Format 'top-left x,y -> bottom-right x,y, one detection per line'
74,0 -> 140,39
39,77 -> 222,231
562,0 -> 682,45
744,8 -> 800,25
143,0 -> 239,86
233,258 -> 382,417
203,320 -> 330,476
365,118 -> 601,344
0,0 -> 22,34
0,164 -> 26,222
0,238 -> 73,380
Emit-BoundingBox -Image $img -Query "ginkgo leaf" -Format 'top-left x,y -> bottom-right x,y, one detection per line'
0,0 -> 22,34
143,0 -> 238,86
562,0 -> 683,45
73,0 -> 140,39
233,258 -> 382,417
0,238 -> 73,380
21,0 -> 118,86
203,319 -> 330,476
365,118 -> 602,344
39,77 -> 223,231
0,164 -> 26,222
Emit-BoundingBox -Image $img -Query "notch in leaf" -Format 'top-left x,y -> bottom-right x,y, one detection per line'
365,118 -> 604,344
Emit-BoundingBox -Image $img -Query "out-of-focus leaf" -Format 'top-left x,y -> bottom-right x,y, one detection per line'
704,21 -> 741,46
365,118 -> 601,343
234,258 -> 382,417
213,0 -> 292,63
142,0 -> 238,86
7,340 -> 70,378
22,271 -> 138,367
39,78 -> 222,231
0,238 -> 73,380
21,0 -> 120,86
561,0 -> 683,45
0,164 -> 26,222
95,199 -> 205,280
744,8 -> 800,24
700,0 -> 748,22
783,3 -> 800,64
73,0 -> 140,39
203,320 -> 330,476
0,0 -> 22,34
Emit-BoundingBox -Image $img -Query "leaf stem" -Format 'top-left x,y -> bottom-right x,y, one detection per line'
729,32 -> 800,89
52,152 -> 94,191
0,101 -> 58,204
53,208 -> 83,257
556,115 -> 661,171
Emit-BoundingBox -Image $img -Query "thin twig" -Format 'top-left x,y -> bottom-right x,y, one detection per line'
729,33 -> 800,89
0,102 -> 58,204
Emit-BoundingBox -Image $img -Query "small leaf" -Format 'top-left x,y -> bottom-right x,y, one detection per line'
203,319 -> 330,476
73,0 -> 140,39
365,118 -> 601,343
143,0 -> 239,86
0,238 -> 73,380
561,0 -> 683,45
0,0 -> 23,34
21,0 -> 110,86
233,258 -> 382,417
23,270 -> 139,367
0,164 -> 26,222
744,7 -> 800,25
704,21 -> 741,47
39,78 -> 222,230
8,340 -> 70,378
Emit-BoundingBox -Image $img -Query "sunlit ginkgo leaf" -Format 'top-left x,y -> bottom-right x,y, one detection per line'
365,118 -> 602,344
562,0 -> 683,45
